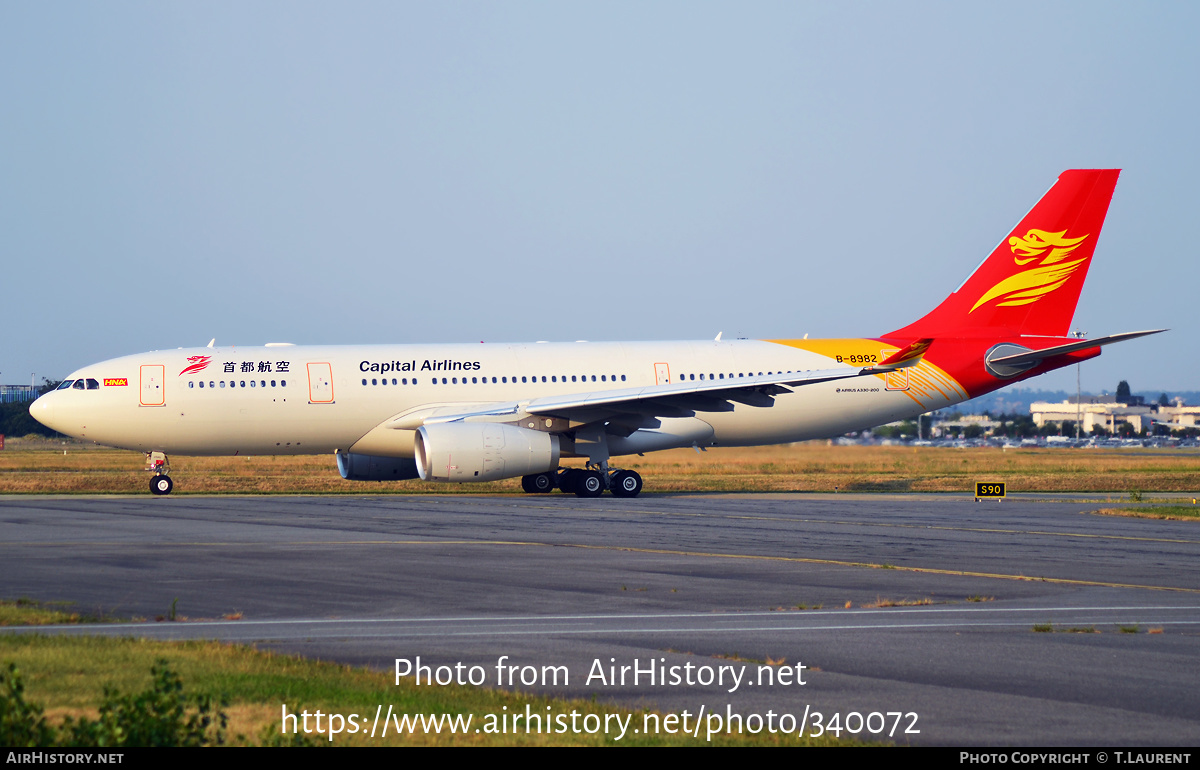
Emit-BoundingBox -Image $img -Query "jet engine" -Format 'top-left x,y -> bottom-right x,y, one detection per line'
336,452 -> 420,481
415,423 -> 560,482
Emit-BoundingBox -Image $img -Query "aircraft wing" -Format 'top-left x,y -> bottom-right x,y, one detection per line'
399,340 -> 930,430
524,364 -> 884,424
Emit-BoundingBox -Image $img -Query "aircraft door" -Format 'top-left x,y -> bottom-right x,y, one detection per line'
307,362 -> 335,403
654,363 -> 671,385
139,365 -> 165,406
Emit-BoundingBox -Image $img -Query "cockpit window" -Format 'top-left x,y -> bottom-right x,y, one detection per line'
72,380 -> 85,390
57,380 -> 75,390
86,378 -> 100,390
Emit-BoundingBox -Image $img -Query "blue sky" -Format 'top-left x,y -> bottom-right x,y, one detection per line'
3,2 -> 1196,393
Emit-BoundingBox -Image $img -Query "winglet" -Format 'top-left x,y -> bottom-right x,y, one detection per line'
866,338 -> 933,373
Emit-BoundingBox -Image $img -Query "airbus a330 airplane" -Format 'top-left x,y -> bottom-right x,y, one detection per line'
31,169 -> 1163,497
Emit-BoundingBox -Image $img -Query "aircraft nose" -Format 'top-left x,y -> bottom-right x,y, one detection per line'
29,393 -> 62,433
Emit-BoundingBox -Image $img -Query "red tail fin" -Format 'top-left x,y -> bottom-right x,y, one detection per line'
889,170 -> 1120,339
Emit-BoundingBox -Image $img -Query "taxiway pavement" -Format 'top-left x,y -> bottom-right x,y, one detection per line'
3,492 -> 1199,745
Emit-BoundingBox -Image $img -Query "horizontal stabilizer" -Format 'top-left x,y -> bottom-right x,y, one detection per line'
987,329 -> 1167,368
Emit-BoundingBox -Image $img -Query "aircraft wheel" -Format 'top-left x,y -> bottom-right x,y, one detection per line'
574,470 -> 604,498
521,472 -> 556,494
609,470 -> 643,498
150,475 -> 174,496
557,469 -> 579,494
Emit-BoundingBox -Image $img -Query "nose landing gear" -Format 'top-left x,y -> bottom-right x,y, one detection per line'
150,475 -> 174,495
146,452 -> 173,496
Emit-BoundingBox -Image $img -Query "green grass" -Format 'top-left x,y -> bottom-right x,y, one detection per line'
4,442 -> 1200,495
0,599 -> 104,627
0,635 -> 857,746
1093,505 -> 1200,521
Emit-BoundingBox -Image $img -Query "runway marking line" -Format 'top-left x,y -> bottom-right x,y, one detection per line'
11,602 -> 1197,629
11,618 -> 1200,640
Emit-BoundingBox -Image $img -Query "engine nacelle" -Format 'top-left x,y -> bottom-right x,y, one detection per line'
415,423 -> 560,482
336,451 -> 420,481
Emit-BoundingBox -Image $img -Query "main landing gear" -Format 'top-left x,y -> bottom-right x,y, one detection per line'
520,464 -> 643,498
147,451 -> 173,496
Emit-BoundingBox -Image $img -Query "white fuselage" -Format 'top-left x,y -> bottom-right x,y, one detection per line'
30,339 -> 962,458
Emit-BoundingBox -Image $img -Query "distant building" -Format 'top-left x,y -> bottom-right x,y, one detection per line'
1030,398 -> 1199,434
0,385 -> 38,404
933,413 -> 1001,437
1153,402 -> 1200,431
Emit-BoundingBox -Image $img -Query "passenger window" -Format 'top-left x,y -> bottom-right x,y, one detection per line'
522,377 -> 527,383
472,377 -> 477,384
591,375 -> 596,382
452,377 -> 457,384
271,380 -> 276,387
281,380 -> 286,387
250,380 -> 256,387
240,381 -> 246,387
699,374 -> 704,380
188,382 -> 194,389
571,376 -> 577,382
402,378 -> 408,385
199,381 -> 205,388
621,375 -> 626,381
220,381 -> 226,388
372,379 -> 377,385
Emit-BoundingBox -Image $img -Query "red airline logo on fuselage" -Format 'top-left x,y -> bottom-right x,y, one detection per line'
179,356 -> 212,376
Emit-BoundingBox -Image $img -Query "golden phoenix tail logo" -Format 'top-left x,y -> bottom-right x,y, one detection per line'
970,229 -> 1090,313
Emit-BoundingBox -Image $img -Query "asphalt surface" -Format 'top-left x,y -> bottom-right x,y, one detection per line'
3,492 -> 1200,745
